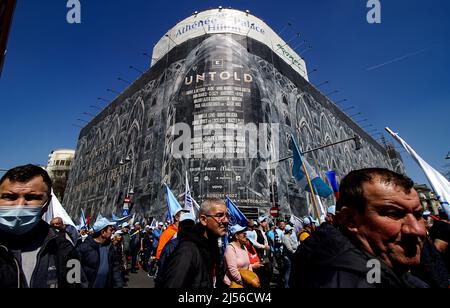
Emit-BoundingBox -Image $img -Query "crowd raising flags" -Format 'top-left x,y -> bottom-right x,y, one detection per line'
386,127 -> 450,218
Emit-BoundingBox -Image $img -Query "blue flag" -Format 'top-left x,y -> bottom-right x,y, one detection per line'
291,135 -> 333,198
165,184 -> 182,224
111,212 -> 132,223
225,196 -> 248,227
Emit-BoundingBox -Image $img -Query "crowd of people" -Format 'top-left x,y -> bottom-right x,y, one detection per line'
0,164 -> 449,288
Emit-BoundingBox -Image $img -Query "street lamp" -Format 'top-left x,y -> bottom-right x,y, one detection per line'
325,90 -> 339,97
342,106 -> 355,112
119,155 -> 135,215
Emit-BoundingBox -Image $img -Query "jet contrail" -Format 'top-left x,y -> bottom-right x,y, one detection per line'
367,47 -> 431,71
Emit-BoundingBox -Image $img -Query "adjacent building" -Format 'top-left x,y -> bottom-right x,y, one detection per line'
64,8 -> 404,221
47,149 -> 75,201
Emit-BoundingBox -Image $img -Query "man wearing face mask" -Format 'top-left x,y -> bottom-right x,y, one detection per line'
0,164 -> 83,288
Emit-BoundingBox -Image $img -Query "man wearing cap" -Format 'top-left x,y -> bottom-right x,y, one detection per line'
325,206 -> 337,226
129,222 -> 143,273
155,212 -> 196,287
282,225 -> 297,288
149,222 -> 164,276
291,168 -> 433,288
297,217 -> 316,243
76,217 -> 123,288
0,164 -> 83,288
159,198 -> 229,288
252,215 -> 272,288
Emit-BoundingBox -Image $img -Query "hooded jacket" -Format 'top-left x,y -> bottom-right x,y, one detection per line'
290,223 -> 428,288
159,224 -> 221,288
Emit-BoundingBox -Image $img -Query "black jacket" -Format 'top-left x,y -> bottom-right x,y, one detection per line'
159,224 -> 221,288
76,236 -> 123,288
0,221 -> 82,288
290,223 -> 428,288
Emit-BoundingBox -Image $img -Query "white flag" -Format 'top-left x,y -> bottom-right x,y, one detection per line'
185,172 -> 196,217
386,127 -> 450,217
42,191 -> 76,228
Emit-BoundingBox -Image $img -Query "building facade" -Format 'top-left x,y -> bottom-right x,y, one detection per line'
47,149 -> 75,201
63,8 -> 403,221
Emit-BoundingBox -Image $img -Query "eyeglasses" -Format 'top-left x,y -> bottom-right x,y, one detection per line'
204,212 -> 230,222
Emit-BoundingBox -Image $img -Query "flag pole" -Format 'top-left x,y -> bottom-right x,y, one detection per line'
301,160 -> 322,224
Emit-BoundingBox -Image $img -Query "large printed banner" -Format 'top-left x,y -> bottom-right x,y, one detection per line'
166,34 -> 275,207
152,8 -> 308,80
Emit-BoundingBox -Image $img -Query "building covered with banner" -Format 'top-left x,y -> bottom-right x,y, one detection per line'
64,8 -> 403,221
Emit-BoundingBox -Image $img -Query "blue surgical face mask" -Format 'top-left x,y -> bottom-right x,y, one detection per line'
0,205 -> 44,235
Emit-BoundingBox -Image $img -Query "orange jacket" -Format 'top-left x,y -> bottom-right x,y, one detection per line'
155,224 -> 178,260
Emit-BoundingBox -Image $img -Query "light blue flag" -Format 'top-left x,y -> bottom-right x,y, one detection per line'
291,135 -> 333,198
111,212 -> 132,223
225,196 -> 248,227
165,184 -> 182,224
80,208 -> 87,228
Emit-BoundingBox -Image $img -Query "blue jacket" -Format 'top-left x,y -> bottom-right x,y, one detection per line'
76,236 -> 123,288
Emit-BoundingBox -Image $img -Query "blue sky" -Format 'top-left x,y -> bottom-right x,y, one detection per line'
1,0 -> 449,185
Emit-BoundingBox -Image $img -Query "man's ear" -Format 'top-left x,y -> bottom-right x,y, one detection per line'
337,206 -> 359,234
199,215 -> 207,227
41,195 -> 52,214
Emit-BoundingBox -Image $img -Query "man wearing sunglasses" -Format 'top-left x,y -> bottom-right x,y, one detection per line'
159,197 -> 229,288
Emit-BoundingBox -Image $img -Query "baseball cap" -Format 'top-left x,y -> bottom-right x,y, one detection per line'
174,208 -> 189,216
180,212 -> 196,223
327,206 -> 336,216
257,215 -> 268,223
93,217 -> 116,233
285,225 -> 293,232
229,224 -> 247,236
122,222 -> 130,228
303,217 -> 312,226
158,222 -> 164,226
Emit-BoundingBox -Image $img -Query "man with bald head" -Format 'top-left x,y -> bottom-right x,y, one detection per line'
159,198 -> 229,288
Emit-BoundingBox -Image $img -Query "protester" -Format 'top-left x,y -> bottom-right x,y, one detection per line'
282,225 -> 297,288
112,229 -> 127,280
149,222 -> 164,276
224,225 -> 262,287
155,208 -> 187,261
325,206 -> 337,226
297,217 -> 315,243
155,212 -> 196,287
253,215 -> 272,288
291,168 -> 430,288
0,164 -> 83,288
121,222 -> 131,272
159,198 -> 229,288
141,226 -> 153,272
129,222 -> 143,273
77,217 -> 123,288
